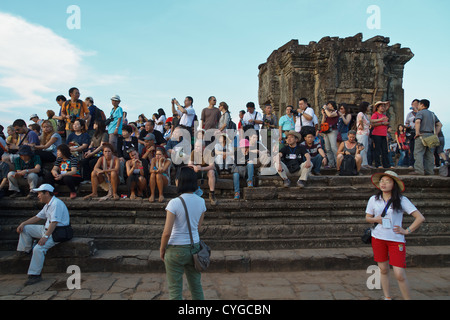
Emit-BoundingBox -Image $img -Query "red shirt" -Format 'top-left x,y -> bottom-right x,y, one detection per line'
371,112 -> 389,136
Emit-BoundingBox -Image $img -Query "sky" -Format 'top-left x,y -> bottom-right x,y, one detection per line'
0,0 -> 449,142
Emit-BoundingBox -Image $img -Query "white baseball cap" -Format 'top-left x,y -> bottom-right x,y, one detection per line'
32,184 -> 55,193
111,95 -> 121,101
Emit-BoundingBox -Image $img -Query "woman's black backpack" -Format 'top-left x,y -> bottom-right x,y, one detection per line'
339,155 -> 357,176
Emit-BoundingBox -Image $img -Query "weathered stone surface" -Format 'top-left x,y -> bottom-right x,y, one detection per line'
47,238 -> 97,258
258,33 -> 414,128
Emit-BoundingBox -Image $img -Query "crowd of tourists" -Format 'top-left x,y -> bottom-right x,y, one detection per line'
4,87 -> 443,299
0,88 -> 448,203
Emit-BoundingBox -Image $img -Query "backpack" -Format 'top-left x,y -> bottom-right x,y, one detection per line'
93,105 -> 107,122
226,111 -> 237,130
339,154 -> 357,176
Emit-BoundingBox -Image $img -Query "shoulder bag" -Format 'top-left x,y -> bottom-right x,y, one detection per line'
179,196 -> 211,272
361,199 -> 392,244
52,224 -> 73,243
420,113 -> 440,148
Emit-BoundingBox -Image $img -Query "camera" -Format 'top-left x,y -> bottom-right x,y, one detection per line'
69,114 -> 78,123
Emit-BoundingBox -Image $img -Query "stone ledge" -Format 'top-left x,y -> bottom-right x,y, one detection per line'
1,246 -> 449,274
47,238 -> 97,258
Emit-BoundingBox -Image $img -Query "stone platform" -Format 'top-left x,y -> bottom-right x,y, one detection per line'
1,169 -> 449,274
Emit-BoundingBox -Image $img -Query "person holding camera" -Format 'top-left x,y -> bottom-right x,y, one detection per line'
242,102 -> 263,138
278,105 -> 296,147
172,97 -> 196,140
295,98 -> 315,140
61,87 -> 91,138
320,101 -> 339,168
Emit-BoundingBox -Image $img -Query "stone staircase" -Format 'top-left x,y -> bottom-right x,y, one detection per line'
1,168 -> 449,273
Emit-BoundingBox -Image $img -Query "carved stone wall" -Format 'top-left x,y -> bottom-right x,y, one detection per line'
258,33 -> 414,126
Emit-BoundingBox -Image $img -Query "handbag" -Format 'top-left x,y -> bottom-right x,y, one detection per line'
320,122 -> 331,134
179,196 -> 211,272
421,134 -> 440,148
361,199 -> 392,244
420,113 -> 440,148
52,225 -> 73,243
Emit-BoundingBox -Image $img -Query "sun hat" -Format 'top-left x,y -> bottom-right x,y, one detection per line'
285,130 -> 301,141
372,101 -> 385,112
239,139 -> 250,148
371,170 -> 405,192
32,184 -> 55,193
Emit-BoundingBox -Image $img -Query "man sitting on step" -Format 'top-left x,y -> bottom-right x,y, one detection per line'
15,184 -> 71,286
275,131 -> 312,188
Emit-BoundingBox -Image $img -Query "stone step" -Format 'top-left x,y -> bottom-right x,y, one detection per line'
1,245 -> 449,274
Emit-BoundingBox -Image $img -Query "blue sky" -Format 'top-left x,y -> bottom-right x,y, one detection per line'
0,0 -> 449,142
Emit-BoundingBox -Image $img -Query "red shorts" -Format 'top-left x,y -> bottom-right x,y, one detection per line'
371,237 -> 406,268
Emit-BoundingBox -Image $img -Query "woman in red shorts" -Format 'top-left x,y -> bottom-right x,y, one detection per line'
365,171 -> 425,300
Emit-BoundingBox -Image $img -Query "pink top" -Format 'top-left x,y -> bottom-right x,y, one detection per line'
371,112 -> 389,136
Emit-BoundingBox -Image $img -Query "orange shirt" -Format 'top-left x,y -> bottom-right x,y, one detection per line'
62,100 -> 89,130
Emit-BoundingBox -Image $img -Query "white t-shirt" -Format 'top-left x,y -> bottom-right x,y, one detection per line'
155,115 -> 166,133
165,193 -> 207,245
36,196 -> 70,229
365,195 -> 418,243
243,111 -> 263,130
295,107 -> 315,132
177,106 -> 196,127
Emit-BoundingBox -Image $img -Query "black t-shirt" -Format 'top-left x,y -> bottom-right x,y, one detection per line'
280,144 -> 307,166
117,136 -> 139,160
139,129 -> 166,145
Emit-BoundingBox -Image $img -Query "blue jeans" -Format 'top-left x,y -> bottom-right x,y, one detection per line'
310,154 -> 324,174
398,150 -> 406,167
233,164 -> 254,193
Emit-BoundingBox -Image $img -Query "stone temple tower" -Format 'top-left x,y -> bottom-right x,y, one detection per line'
258,33 -> 414,127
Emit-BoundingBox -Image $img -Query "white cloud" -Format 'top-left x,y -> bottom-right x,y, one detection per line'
0,12 -> 87,109
0,12 -> 125,127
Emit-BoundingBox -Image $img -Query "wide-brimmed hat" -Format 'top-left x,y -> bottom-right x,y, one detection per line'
371,170 -> 405,192
372,101 -> 385,112
285,130 -> 301,141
